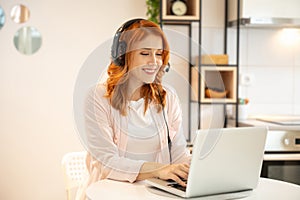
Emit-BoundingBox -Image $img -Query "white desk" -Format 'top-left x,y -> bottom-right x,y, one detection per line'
86,178 -> 300,200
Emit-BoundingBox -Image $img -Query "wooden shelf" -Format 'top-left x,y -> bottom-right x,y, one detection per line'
201,64 -> 238,67
191,66 -> 237,103
162,0 -> 200,21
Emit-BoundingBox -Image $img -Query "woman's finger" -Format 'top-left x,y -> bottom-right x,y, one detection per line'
169,174 -> 187,187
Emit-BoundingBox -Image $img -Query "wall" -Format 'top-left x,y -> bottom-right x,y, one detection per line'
238,28 -> 300,116
0,0 -> 146,200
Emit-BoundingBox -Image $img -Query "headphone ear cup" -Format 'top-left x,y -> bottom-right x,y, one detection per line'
111,32 -> 120,65
111,18 -> 143,66
165,63 -> 170,72
115,41 -> 127,66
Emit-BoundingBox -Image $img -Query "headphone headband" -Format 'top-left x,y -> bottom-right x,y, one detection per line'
116,18 -> 144,35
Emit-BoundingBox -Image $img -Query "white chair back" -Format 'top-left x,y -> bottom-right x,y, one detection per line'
62,151 -> 88,200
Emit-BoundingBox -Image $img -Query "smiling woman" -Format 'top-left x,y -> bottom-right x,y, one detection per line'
76,18 -> 191,200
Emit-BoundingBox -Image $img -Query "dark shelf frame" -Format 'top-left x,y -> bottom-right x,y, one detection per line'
159,0 -> 240,141
224,0 -> 240,127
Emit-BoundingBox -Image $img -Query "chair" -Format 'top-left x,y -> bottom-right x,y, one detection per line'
62,151 -> 88,200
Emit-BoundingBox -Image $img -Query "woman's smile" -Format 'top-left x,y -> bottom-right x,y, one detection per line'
142,66 -> 159,75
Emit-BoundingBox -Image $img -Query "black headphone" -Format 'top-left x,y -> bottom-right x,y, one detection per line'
111,18 -> 144,66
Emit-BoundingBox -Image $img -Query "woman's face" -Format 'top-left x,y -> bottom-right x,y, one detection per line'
127,34 -> 163,86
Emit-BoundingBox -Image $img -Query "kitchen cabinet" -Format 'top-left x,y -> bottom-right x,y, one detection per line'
238,116 -> 300,186
228,0 -> 300,27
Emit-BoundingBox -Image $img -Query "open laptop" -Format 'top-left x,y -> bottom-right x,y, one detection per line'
145,127 -> 268,198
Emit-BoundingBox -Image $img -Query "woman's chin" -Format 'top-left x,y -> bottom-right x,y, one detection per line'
143,78 -> 156,84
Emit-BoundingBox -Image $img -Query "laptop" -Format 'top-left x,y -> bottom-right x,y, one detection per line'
145,127 -> 268,198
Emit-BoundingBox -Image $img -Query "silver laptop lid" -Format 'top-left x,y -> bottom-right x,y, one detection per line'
186,127 -> 267,197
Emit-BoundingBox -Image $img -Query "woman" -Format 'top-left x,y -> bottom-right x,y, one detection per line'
77,18 -> 190,199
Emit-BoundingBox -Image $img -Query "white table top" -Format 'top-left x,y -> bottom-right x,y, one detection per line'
86,178 -> 300,200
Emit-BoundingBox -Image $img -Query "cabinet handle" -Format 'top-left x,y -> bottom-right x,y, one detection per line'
264,154 -> 300,161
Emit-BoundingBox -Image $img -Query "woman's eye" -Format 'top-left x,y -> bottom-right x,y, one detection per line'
140,52 -> 150,56
139,51 -> 162,56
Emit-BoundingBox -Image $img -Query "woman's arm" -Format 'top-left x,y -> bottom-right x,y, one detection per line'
84,85 -> 145,182
136,162 -> 190,187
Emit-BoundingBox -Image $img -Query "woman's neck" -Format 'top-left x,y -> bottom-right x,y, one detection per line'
128,88 -> 142,101
127,77 -> 144,101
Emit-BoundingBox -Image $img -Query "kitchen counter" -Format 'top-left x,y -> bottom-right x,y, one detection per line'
236,116 -> 300,131
235,116 -> 300,152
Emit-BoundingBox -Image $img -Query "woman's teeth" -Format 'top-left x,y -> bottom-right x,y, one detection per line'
143,68 -> 156,73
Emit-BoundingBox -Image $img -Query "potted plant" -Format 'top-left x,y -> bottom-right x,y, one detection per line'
146,0 -> 160,24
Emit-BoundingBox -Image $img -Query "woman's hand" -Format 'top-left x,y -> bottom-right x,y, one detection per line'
136,162 -> 190,187
155,63 -> 169,84
155,163 -> 190,187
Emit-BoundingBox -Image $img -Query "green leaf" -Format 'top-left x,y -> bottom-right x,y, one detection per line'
145,0 -> 160,24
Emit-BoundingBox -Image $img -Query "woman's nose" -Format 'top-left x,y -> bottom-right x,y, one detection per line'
148,53 -> 157,64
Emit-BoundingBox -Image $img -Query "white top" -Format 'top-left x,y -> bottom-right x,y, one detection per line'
126,99 -> 160,162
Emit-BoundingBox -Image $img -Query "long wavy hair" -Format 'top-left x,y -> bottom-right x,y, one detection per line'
105,19 -> 170,116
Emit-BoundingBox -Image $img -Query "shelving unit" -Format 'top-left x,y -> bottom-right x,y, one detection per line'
159,0 -> 240,140
191,0 -> 240,128
160,0 -> 201,142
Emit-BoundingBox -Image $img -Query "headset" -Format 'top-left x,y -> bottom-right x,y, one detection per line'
110,18 -> 170,73
111,18 -> 172,163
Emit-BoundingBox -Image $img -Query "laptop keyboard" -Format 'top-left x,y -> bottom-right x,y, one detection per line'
167,179 -> 187,192
168,182 -> 187,192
